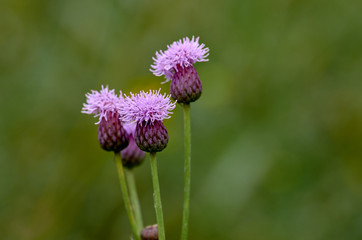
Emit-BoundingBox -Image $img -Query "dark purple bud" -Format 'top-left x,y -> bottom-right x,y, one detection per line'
141,224 -> 158,240
120,135 -> 145,168
98,113 -> 129,152
170,65 -> 202,103
134,120 -> 168,153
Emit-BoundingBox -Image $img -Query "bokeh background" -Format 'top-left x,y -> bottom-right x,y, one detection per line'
1,0 -> 362,239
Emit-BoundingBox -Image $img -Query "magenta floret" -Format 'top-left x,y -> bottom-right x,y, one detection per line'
150,36 -> 209,82
122,89 -> 176,125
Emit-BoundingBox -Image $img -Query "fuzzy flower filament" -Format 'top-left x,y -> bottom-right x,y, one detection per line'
82,85 -> 124,124
150,36 -> 209,81
123,89 -> 176,125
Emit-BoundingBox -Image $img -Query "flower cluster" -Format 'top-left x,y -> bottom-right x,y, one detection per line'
82,36 -> 209,240
150,36 -> 209,82
82,87 -> 176,154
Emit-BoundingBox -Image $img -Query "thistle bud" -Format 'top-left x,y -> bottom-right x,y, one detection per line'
141,224 -> 158,240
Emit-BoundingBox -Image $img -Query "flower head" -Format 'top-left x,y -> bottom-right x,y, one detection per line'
150,36 -> 209,82
122,89 -> 176,126
82,85 -> 124,124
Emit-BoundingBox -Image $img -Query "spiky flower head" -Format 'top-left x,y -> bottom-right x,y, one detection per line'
120,122 -> 145,168
122,89 -> 175,153
122,89 -> 176,126
150,36 -> 209,82
82,85 -> 124,124
82,86 -> 129,152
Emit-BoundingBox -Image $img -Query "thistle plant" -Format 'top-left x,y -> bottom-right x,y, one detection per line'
123,89 -> 176,240
81,36 -> 208,240
81,86 -> 141,240
151,36 -> 209,240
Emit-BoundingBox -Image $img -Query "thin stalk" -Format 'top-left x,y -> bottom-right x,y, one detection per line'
126,169 -> 144,232
181,103 -> 191,240
150,152 -> 166,240
114,153 -> 141,240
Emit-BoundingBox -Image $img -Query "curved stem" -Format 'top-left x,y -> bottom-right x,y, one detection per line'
181,103 -> 191,240
150,152 -> 166,240
114,153 -> 140,240
126,169 -> 144,232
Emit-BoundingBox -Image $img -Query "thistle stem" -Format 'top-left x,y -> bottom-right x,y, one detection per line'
150,152 -> 166,240
126,169 -> 144,232
181,103 -> 191,240
114,153 -> 140,240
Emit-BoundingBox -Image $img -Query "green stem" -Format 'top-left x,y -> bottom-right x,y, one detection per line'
150,152 -> 166,240
126,169 -> 144,232
181,103 -> 191,240
114,153 -> 141,240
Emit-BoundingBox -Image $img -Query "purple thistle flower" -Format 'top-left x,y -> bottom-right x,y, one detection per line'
122,89 -> 176,153
82,86 -> 129,152
82,85 -> 125,124
122,89 -> 176,126
120,122 -> 145,168
150,36 -> 209,82
150,36 -> 209,103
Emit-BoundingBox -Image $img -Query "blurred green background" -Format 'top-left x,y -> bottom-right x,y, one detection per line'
1,0 -> 362,239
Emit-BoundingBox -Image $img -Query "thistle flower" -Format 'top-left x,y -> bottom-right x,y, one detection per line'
82,86 -> 129,152
82,85 -> 124,124
122,89 -> 176,152
141,224 -> 158,240
120,122 -> 145,168
150,36 -> 209,103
